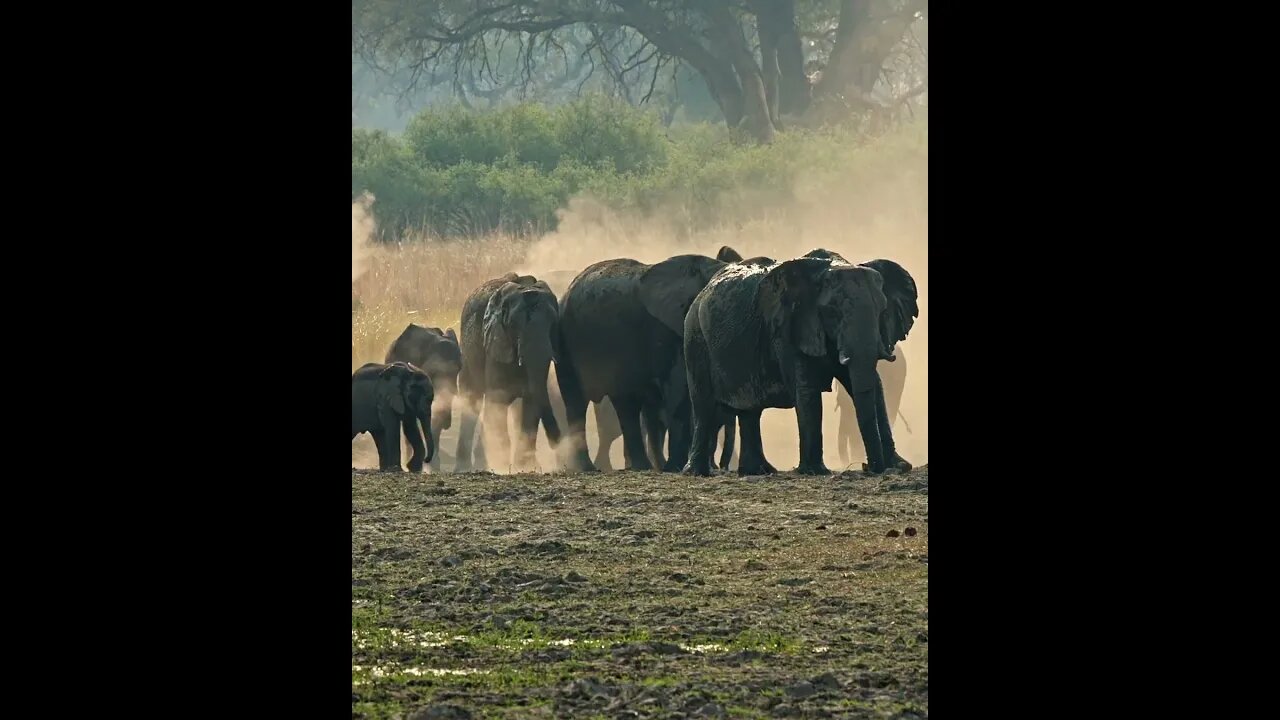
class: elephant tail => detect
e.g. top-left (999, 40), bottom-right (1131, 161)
top-left (899, 410), bottom-right (913, 433)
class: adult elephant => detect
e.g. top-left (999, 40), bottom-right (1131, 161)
top-left (385, 324), bottom-right (462, 471)
top-left (454, 273), bottom-right (562, 472)
top-left (834, 346), bottom-right (911, 468)
top-left (683, 249), bottom-right (919, 476)
top-left (556, 247), bottom-right (743, 472)
top-left (352, 362), bottom-right (435, 472)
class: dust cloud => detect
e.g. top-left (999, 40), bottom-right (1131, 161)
top-left (352, 192), bottom-right (376, 283)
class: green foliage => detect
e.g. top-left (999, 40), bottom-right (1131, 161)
top-left (352, 94), bottom-right (926, 240)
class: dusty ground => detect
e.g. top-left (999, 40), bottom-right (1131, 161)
top-left (352, 467), bottom-right (928, 719)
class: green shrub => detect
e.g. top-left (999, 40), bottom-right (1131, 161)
top-left (351, 95), bottom-right (926, 240)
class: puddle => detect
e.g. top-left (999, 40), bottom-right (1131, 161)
top-left (353, 630), bottom-right (786, 655)
top-left (352, 629), bottom-right (449, 649)
top-left (351, 665), bottom-right (490, 684)
top-left (681, 643), bottom-right (729, 653)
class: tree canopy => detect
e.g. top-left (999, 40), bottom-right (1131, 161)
top-left (352, 0), bottom-right (927, 142)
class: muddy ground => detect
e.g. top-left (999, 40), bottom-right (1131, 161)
top-left (352, 467), bottom-right (928, 719)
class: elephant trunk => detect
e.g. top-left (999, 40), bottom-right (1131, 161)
top-left (422, 414), bottom-right (435, 464)
top-left (848, 365), bottom-right (886, 472)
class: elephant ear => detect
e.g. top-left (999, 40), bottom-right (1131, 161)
top-left (483, 285), bottom-right (520, 364)
top-left (758, 258), bottom-right (831, 358)
top-left (716, 245), bottom-right (744, 263)
top-left (638, 255), bottom-right (726, 336)
top-left (858, 258), bottom-right (919, 345)
top-left (378, 363), bottom-right (409, 415)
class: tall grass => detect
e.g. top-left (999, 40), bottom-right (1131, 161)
top-left (352, 233), bottom-right (526, 370)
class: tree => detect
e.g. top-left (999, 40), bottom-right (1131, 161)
top-left (353, 0), bottom-right (927, 144)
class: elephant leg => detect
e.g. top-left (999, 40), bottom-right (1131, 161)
top-left (556, 362), bottom-right (596, 472)
top-left (591, 402), bottom-right (616, 471)
top-left (794, 375), bottom-right (829, 475)
top-left (612, 395), bottom-right (652, 471)
top-left (369, 431), bottom-right (385, 470)
top-left (873, 377), bottom-right (911, 471)
top-left (736, 410), bottom-right (776, 476)
top-left (380, 420), bottom-right (402, 472)
top-left (514, 397), bottom-right (541, 473)
top-left (641, 401), bottom-right (667, 470)
top-left (537, 404), bottom-right (562, 471)
top-left (684, 396), bottom-right (717, 478)
top-left (483, 394), bottom-right (512, 472)
top-left (717, 413), bottom-right (736, 471)
top-left (662, 403), bottom-right (693, 473)
top-left (402, 417), bottom-right (427, 472)
top-left (454, 392), bottom-right (482, 472)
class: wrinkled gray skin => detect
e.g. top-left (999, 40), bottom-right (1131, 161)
top-left (352, 362), bottom-right (435, 471)
top-left (384, 324), bottom-right (462, 471)
top-left (835, 347), bottom-right (911, 467)
top-left (683, 249), bottom-right (919, 476)
top-left (455, 274), bottom-right (563, 472)
top-left (543, 267), bottom-right (737, 471)
top-left (555, 249), bottom-right (741, 472)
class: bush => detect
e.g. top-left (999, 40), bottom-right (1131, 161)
top-left (352, 95), bottom-right (925, 240)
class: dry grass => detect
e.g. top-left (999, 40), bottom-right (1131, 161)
top-left (352, 234), bottom-right (527, 371)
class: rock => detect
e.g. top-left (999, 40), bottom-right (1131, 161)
top-left (812, 672), bottom-right (841, 689)
top-left (409, 705), bottom-right (472, 720)
top-left (787, 681), bottom-right (816, 699)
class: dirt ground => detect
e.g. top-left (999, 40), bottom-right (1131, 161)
top-left (352, 466), bottom-right (928, 719)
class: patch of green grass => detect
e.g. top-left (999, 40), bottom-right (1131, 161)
top-left (728, 629), bottom-right (804, 654)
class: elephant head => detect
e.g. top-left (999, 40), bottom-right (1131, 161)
top-left (378, 362), bottom-right (436, 465)
top-left (759, 249), bottom-right (918, 471)
top-left (386, 324), bottom-right (462, 432)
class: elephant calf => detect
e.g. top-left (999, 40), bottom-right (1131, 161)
top-left (385, 324), bottom-right (462, 471)
top-left (352, 362), bottom-right (436, 472)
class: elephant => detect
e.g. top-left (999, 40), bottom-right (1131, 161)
top-left (352, 361), bottom-right (435, 471)
top-left (834, 346), bottom-right (911, 468)
top-left (555, 247), bottom-right (743, 472)
top-left (454, 273), bottom-right (563, 472)
top-left (384, 324), bottom-right (462, 471)
top-left (683, 248), bottom-right (919, 476)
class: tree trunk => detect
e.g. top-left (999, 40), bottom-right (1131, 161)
top-left (704, 0), bottom-right (776, 143)
top-left (751, 0), bottom-right (809, 117)
top-left (815, 0), bottom-right (925, 101)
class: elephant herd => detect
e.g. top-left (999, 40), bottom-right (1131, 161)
top-left (352, 244), bottom-right (919, 476)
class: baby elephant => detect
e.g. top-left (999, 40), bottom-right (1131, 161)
top-left (352, 362), bottom-right (435, 471)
